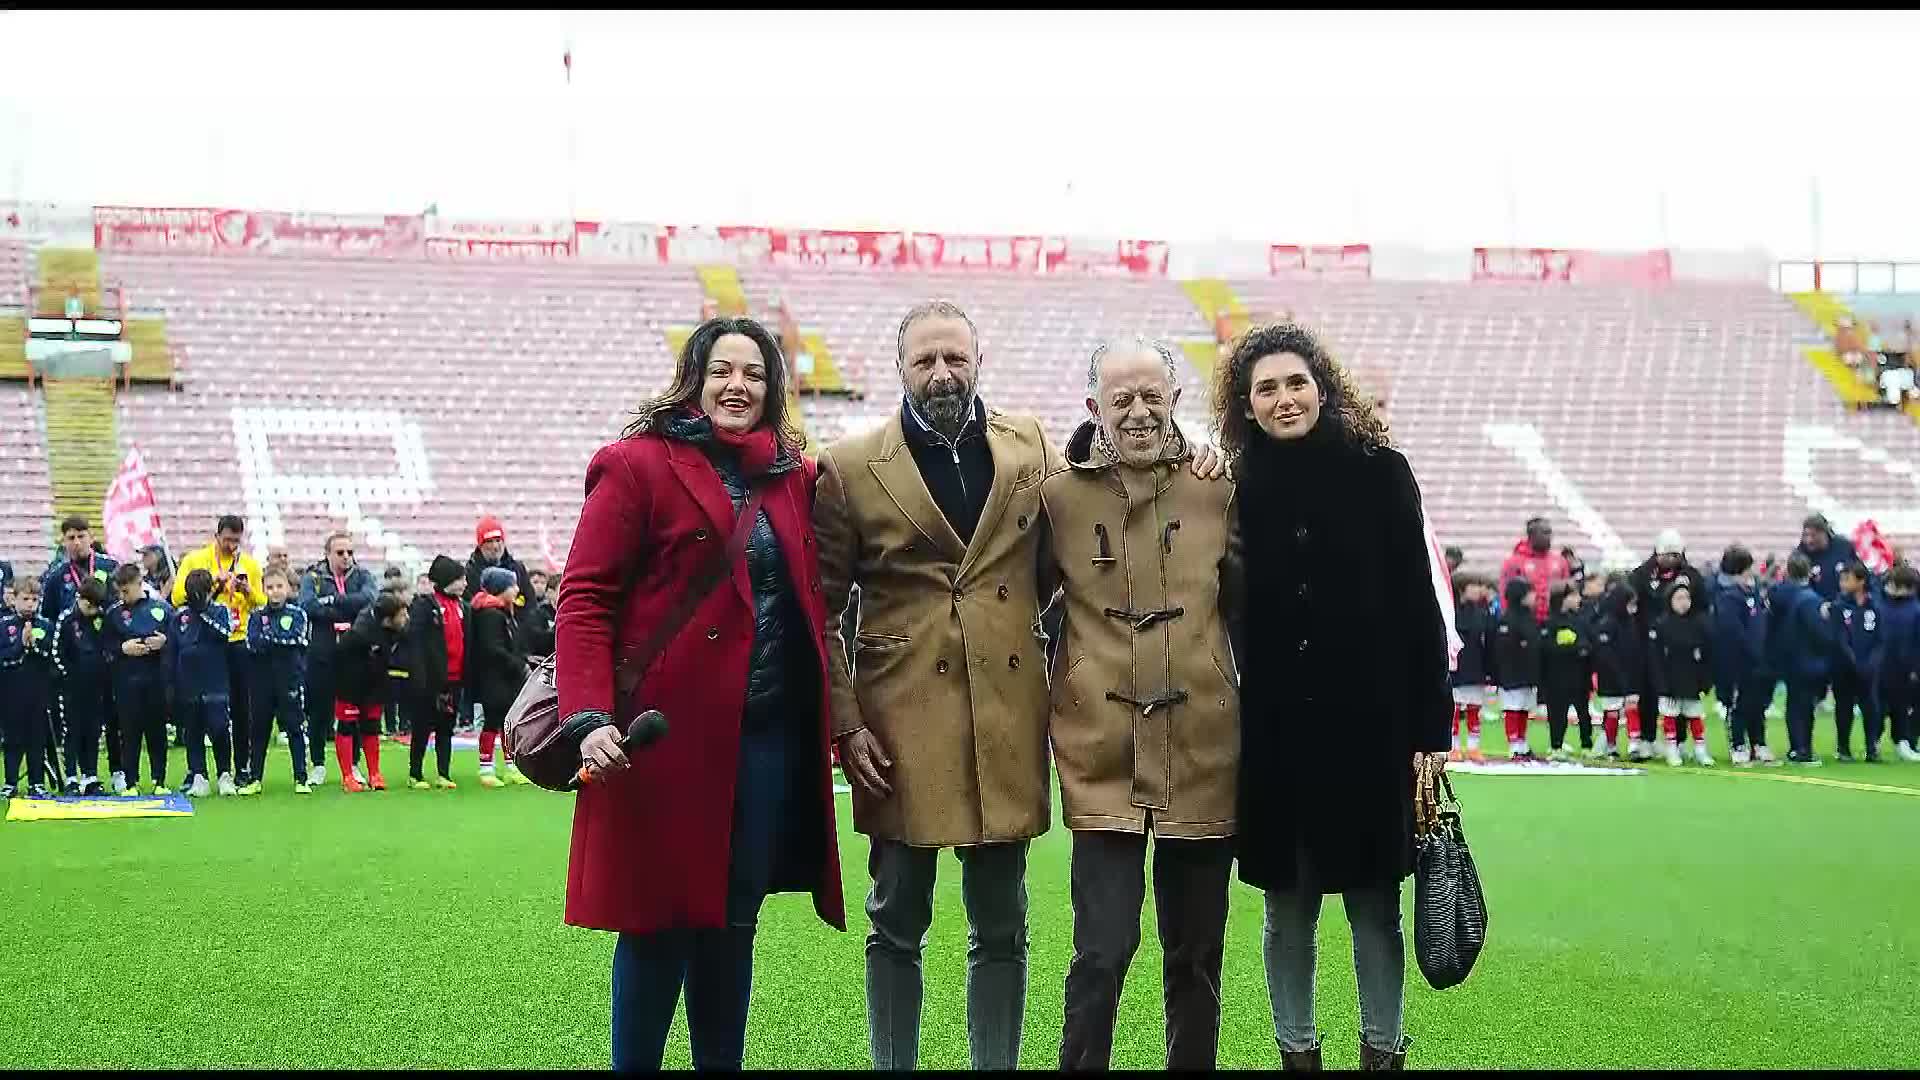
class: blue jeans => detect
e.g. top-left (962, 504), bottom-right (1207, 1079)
top-left (609, 724), bottom-right (799, 1071)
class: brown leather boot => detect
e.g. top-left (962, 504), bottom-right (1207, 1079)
top-left (1359, 1035), bottom-right (1409, 1071)
top-left (1279, 1041), bottom-right (1322, 1071)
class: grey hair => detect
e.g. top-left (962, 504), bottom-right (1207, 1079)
top-left (895, 300), bottom-right (980, 366)
top-left (1086, 334), bottom-right (1180, 394)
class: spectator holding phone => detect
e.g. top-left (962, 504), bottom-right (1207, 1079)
top-left (173, 515), bottom-right (269, 790)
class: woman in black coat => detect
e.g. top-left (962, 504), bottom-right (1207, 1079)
top-left (1213, 323), bottom-right (1453, 1071)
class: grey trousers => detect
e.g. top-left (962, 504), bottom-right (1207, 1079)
top-left (1260, 844), bottom-right (1406, 1054)
top-left (1058, 830), bottom-right (1233, 1071)
top-left (864, 837), bottom-right (1029, 1071)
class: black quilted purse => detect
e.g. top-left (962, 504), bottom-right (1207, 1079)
top-left (1413, 766), bottom-right (1487, 990)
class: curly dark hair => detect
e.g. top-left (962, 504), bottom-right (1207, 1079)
top-left (1209, 322), bottom-right (1389, 465)
top-left (622, 316), bottom-right (806, 454)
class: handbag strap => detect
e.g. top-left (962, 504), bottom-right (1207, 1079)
top-left (612, 486), bottom-right (769, 697)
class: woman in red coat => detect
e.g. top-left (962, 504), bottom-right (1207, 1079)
top-left (556, 316), bottom-right (845, 1071)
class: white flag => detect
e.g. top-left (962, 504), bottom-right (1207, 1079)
top-left (102, 444), bottom-right (167, 561)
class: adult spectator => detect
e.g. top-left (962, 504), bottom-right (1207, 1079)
top-left (1444, 546), bottom-right (1465, 578)
top-left (1211, 322), bottom-right (1450, 1071)
top-left (1040, 336), bottom-right (1240, 1071)
top-left (1626, 529), bottom-right (1708, 759)
top-left (139, 544), bottom-right (174, 599)
top-left (1498, 516), bottom-right (1571, 622)
top-left (173, 515), bottom-right (268, 790)
top-left (298, 532), bottom-right (378, 787)
top-left (465, 516), bottom-right (535, 617)
top-left (264, 545), bottom-right (292, 587)
top-left (1794, 513), bottom-right (1858, 601)
top-left (559, 316), bottom-right (843, 1071)
top-left (1834, 315), bottom-right (1868, 368)
top-left (39, 516), bottom-right (119, 622)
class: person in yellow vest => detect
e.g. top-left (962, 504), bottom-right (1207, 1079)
top-left (173, 515), bottom-right (269, 789)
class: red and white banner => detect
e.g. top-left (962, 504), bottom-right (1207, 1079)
top-left (1852, 518), bottom-right (1897, 574)
top-left (907, 232), bottom-right (1045, 273)
top-left (1472, 247), bottom-right (1672, 285)
top-left (1042, 237), bottom-right (1170, 277)
top-left (1269, 244), bottom-right (1372, 280)
top-left (1, 200), bottom-right (94, 246)
top-left (102, 445), bottom-right (167, 562)
top-left (574, 219), bottom-right (666, 263)
top-left (424, 216), bottom-right (575, 261)
top-left (93, 206), bottom-right (424, 258)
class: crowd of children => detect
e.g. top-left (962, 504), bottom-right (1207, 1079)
top-left (1448, 532), bottom-right (1920, 769)
top-left (0, 516), bottom-right (562, 801)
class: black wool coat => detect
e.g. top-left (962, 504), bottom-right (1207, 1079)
top-left (1232, 421), bottom-right (1453, 895)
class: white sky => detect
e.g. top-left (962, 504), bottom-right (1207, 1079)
top-left (5, 9), bottom-right (1920, 259)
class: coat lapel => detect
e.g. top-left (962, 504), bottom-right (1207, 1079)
top-left (663, 438), bottom-right (752, 607)
top-left (868, 416), bottom-right (967, 565)
top-left (959, 414), bottom-right (1022, 579)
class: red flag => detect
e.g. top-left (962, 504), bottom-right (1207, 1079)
top-left (102, 444), bottom-right (167, 561)
top-left (1852, 518), bottom-right (1897, 574)
top-left (562, 43), bottom-right (572, 84)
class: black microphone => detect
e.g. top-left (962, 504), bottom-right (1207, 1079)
top-left (570, 710), bottom-right (669, 790)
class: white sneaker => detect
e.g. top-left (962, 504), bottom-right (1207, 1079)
top-left (352, 767), bottom-right (367, 786)
top-left (1693, 743), bottom-right (1715, 767)
top-left (187, 775), bottom-right (211, 798)
top-left (307, 764), bottom-right (326, 787)
top-left (1897, 741), bottom-right (1920, 762)
top-left (277, 732), bottom-right (290, 746)
top-left (1755, 745), bottom-right (1779, 766)
top-left (1664, 740), bottom-right (1683, 767)
top-left (1731, 746), bottom-right (1752, 767)
top-left (110, 771), bottom-right (129, 795)
top-left (216, 773), bottom-right (237, 797)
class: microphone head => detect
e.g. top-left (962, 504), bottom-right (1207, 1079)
top-left (626, 710), bottom-right (669, 747)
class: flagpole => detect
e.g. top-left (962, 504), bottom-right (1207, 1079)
top-left (564, 33), bottom-right (578, 226)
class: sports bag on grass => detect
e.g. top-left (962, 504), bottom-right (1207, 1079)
top-left (503, 488), bottom-right (767, 791)
top-left (1412, 764), bottom-right (1488, 990)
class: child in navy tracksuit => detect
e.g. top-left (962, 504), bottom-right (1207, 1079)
top-left (170, 568), bottom-right (236, 797)
top-left (1, 577), bottom-right (58, 799)
top-left (1877, 563), bottom-right (1920, 761)
top-left (103, 564), bottom-right (173, 794)
top-left (1766, 555), bottom-right (1837, 765)
top-left (1450, 572), bottom-right (1496, 762)
top-left (54, 578), bottom-right (113, 794)
top-left (1832, 561), bottom-right (1885, 762)
top-left (1540, 582), bottom-right (1595, 759)
top-left (245, 566), bottom-right (312, 794)
top-left (1494, 577), bottom-right (1540, 760)
top-left (1592, 583), bottom-right (1643, 759)
top-left (1710, 546), bottom-right (1774, 765)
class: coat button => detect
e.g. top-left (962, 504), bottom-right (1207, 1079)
top-left (1017, 515), bottom-right (1028, 530)
top-left (1009, 654), bottom-right (1020, 670)
top-left (998, 584), bottom-right (1009, 600)
top-left (953, 589), bottom-right (964, 602)
top-left (1297, 639), bottom-right (1308, 652)
top-left (1294, 526), bottom-right (1308, 543)
top-left (694, 529), bottom-right (709, 541)
top-left (706, 626), bottom-right (720, 640)
top-left (936, 659), bottom-right (949, 674)
top-left (1298, 583), bottom-right (1309, 600)
top-left (904, 542), bottom-right (916, 553)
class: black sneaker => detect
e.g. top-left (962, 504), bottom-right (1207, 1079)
top-left (82, 779), bottom-right (105, 796)
top-left (0, 784), bottom-right (15, 800)
top-left (62, 779), bottom-right (82, 797)
top-left (26, 784), bottom-right (53, 800)
top-left (1865, 750), bottom-right (1883, 763)
top-left (1836, 750), bottom-right (1855, 763)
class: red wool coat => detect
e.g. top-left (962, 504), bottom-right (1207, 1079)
top-left (554, 432), bottom-right (845, 936)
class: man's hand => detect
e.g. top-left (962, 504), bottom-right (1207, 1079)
top-left (837, 728), bottom-right (894, 799)
top-left (579, 724), bottom-right (629, 778)
top-left (1189, 441), bottom-right (1228, 482)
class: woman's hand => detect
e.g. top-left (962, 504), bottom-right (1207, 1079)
top-left (580, 723), bottom-right (629, 778)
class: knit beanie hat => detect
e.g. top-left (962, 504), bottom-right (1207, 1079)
top-left (480, 566), bottom-right (516, 596)
top-left (429, 554), bottom-right (464, 591)
top-left (476, 516), bottom-right (506, 546)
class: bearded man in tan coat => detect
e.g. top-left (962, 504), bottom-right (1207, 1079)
top-left (1037, 336), bottom-right (1243, 1071)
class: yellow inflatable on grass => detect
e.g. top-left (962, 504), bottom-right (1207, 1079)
top-left (4, 794), bottom-right (194, 822)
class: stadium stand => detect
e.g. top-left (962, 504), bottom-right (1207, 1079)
top-left (6, 229), bottom-right (1920, 586)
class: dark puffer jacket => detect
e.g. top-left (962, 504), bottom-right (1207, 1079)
top-left (664, 414), bottom-right (809, 731)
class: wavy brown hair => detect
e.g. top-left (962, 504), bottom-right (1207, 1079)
top-left (1209, 321), bottom-right (1390, 466)
top-left (622, 316), bottom-right (806, 454)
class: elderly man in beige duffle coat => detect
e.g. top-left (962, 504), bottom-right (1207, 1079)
top-left (1037, 335), bottom-right (1243, 1072)
top-left (815, 304), bottom-right (1220, 1071)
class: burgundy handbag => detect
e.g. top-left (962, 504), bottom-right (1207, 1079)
top-left (504, 488), bottom-right (767, 791)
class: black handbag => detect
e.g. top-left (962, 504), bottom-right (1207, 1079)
top-left (1413, 767), bottom-right (1487, 990)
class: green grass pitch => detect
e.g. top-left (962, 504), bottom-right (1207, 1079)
top-left (3, 697), bottom-right (1917, 1069)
